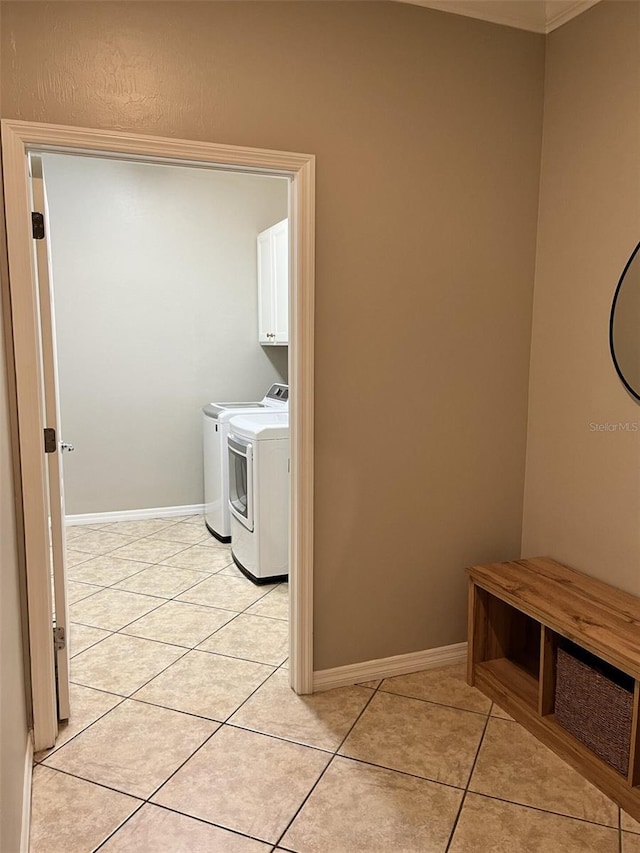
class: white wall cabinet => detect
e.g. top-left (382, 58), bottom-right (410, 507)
top-left (257, 218), bottom-right (288, 346)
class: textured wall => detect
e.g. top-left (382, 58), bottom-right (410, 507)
top-left (1, 1), bottom-right (545, 669)
top-left (522, 0), bottom-right (640, 592)
top-left (42, 154), bottom-right (288, 515)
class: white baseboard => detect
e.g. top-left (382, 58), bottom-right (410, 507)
top-left (21, 733), bottom-right (33, 853)
top-left (313, 641), bottom-right (468, 692)
top-left (66, 504), bottom-right (205, 526)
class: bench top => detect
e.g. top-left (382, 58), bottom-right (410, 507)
top-left (467, 557), bottom-right (640, 680)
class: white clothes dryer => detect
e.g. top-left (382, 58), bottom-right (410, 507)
top-left (227, 411), bottom-right (289, 584)
top-left (202, 384), bottom-right (288, 541)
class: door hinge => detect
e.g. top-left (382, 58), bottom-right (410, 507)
top-left (53, 626), bottom-right (66, 651)
top-left (44, 427), bottom-right (57, 453)
top-left (32, 211), bottom-right (45, 240)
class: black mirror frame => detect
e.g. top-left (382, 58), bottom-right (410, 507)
top-left (609, 240), bottom-right (640, 402)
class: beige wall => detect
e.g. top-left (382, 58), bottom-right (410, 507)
top-left (522, 0), bottom-right (640, 593)
top-left (1, 2), bottom-right (545, 669)
top-left (0, 185), bottom-right (30, 853)
top-left (42, 154), bottom-right (288, 515)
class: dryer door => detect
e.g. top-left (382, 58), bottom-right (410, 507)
top-left (228, 434), bottom-right (254, 532)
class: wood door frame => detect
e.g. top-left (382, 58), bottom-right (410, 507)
top-left (1, 119), bottom-right (315, 751)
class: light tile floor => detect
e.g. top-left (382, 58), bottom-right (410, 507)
top-left (30, 514), bottom-right (638, 851)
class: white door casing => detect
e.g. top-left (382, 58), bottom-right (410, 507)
top-left (30, 155), bottom-right (71, 722)
top-left (1, 120), bottom-right (316, 752)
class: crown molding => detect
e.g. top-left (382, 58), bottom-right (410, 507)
top-left (398, 0), bottom-right (602, 34)
top-left (545, 0), bottom-right (601, 32)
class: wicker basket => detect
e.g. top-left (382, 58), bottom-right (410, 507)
top-left (554, 644), bottom-right (634, 776)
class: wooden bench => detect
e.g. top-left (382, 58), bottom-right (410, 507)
top-left (467, 556), bottom-right (640, 820)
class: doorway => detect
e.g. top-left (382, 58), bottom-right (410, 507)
top-left (1, 120), bottom-right (315, 752)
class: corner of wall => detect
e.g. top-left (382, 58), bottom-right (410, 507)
top-left (520, 27), bottom-right (549, 559)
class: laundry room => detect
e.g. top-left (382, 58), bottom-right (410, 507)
top-left (39, 153), bottom-right (292, 714)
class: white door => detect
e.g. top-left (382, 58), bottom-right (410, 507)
top-left (30, 155), bottom-right (71, 722)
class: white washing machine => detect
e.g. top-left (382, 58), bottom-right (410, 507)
top-left (227, 411), bottom-right (289, 584)
top-left (202, 384), bottom-right (288, 542)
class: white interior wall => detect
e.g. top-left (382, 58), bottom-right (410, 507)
top-left (42, 155), bottom-right (288, 515)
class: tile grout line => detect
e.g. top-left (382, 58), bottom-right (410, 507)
top-left (436, 704), bottom-right (624, 847)
top-left (99, 799), bottom-right (280, 853)
top-left (72, 594), bottom-right (169, 629)
top-left (147, 664), bottom-right (283, 797)
top-left (103, 666), bottom-right (294, 848)
top-left (71, 525), bottom-right (220, 576)
top-left (52, 551), bottom-right (624, 853)
top-left (88, 726), bottom-right (227, 853)
top-left (45, 681), bottom-right (499, 795)
top-left (54, 532), bottom-right (234, 756)
top-left (33, 692), bottom-right (129, 764)
top-left (69, 515), bottom-right (183, 535)
top-left (52, 519), bottom-right (292, 846)
top-left (42, 640), bottom-right (194, 762)
top-left (70, 515), bottom-right (203, 545)
top-left (68, 569), bottom-right (233, 637)
top-left (67, 516), bottom-right (217, 582)
top-left (155, 665), bottom-right (282, 782)
top-left (120, 624), bottom-right (283, 720)
top-left (42, 712), bottom-right (622, 853)
top-left (44, 761), bottom-right (268, 853)
top-left (68, 628), bottom-right (116, 660)
top-left (376, 686), bottom-right (493, 717)
top-left (67, 578), bottom-right (286, 714)
top-left (176, 576), bottom-right (284, 617)
top-left (66, 585), bottom-right (111, 606)
top-left (47, 687), bottom-right (485, 791)
top-left (110, 569), bottom-right (283, 645)
top-left (69, 525), bottom-right (192, 558)
top-left (92, 668), bottom-right (295, 851)
top-left (74, 568), bottom-right (287, 624)
top-left (220, 721), bottom-right (335, 757)
top-left (308, 753), bottom-right (468, 794)
top-left (43, 685), bottom-right (270, 850)
top-left (63, 592), bottom-right (622, 849)
top-left (69, 546), bottom-right (225, 586)
top-left (66, 538), bottom-right (223, 618)
top-left (455, 788), bottom-right (624, 832)
top-left (65, 641), bottom-right (565, 846)
top-left (191, 644), bottom-right (288, 667)
top-left (443, 700), bottom-right (493, 853)
top-left (46, 530), bottom-right (218, 762)
top-left (35, 763), bottom-right (147, 804)
top-left (271, 680), bottom-right (383, 850)
top-left (90, 800), bottom-right (147, 853)
top-left (68, 532), bottom-right (283, 658)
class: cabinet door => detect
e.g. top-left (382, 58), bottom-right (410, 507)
top-left (257, 228), bottom-right (275, 344)
top-left (272, 219), bottom-right (289, 345)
